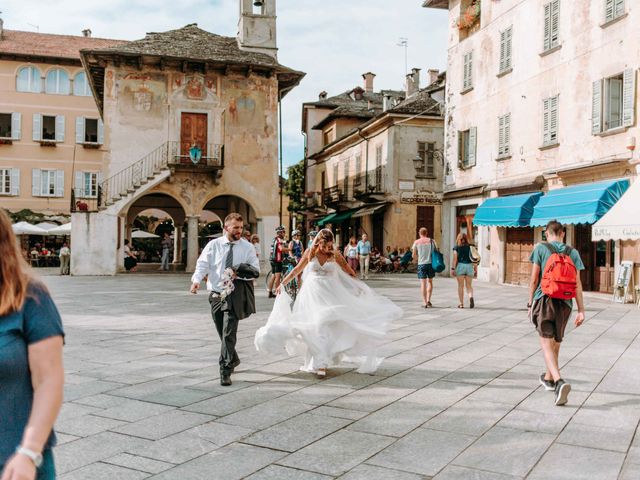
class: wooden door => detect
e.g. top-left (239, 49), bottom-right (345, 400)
top-left (180, 113), bottom-right (208, 164)
top-left (574, 224), bottom-right (593, 291)
top-left (593, 240), bottom-right (615, 293)
top-left (505, 227), bottom-right (534, 285)
top-left (417, 206), bottom-right (435, 239)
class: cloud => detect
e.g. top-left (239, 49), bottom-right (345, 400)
top-left (2, 0), bottom-right (447, 170)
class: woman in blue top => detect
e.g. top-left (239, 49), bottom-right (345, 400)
top-left (0, 210), bottom-right (64, 480)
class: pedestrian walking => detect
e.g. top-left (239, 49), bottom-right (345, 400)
top-left (412, 227), bottom-right (436, 308)
top-left (250, 234), bottom-right (261, 259)
top-left (0, 209), bottom-right (65, 480)
top-left (307, 231), bottom-right (317, 249)
top-left (451, 233), bottom-right (475, 308)
top-left (266, 226), bottom-right (289, 298)
top-left (528, 220), bottom-right (585, 406)
top-left (288, 230), bottom-right (304, 263)
top-left (190, 213), bottom-right (260, 386)
top-left (160, 232), bottom-right (172, 271)
top-left (256, 229), bottom-right (402, 377)
top-left (356, 233), bottom-right (371, 280)
top-left (58, 242), bottom-right (70, 275)
top-left (344, 236), bottom-right (359, 273)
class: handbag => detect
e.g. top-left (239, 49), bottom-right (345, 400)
top-left (431, 241), bottom-right (445, 273)
top-left (469, 244), bottom-right (481, 264)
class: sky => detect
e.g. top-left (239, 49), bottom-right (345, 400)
top-left (2, 0), bottom-right (448, 172)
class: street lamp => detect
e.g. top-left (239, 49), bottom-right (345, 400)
top-left (253, 0), bottom-right (264, 6)
top-left (412, 155), bottom-right (425, 172)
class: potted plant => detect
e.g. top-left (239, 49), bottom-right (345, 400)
top-left (457, 1), bottom-right (481, 31)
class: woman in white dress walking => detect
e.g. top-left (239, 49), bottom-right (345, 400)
top-left (255, 229), bottom-right (402, 377)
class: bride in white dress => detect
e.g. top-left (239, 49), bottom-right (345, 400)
top-left (255, 229), bottom-right (402, 377)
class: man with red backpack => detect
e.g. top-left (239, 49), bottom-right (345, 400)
top-left (528, 220), bottom-right (585, 406)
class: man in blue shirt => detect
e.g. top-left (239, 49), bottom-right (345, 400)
top-left (356, 233), bottom-right (372, 280)
top-left (528, 220), bottom-right (585, 406)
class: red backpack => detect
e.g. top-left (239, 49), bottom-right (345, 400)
top-left (540, 243), bottom-right (578, 300)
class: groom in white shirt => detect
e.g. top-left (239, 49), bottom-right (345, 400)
top-left (190, 213), bottom-right (260, 386)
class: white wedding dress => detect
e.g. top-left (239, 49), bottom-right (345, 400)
top-left (255, 257), bottom-right (403, 374)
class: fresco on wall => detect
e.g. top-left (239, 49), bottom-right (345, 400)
top-left (118, 72), bottom-right (167, 125)
top-left (105, 70), bottom-right (114, 99)
top-left (226, 90), bottom-right (265, 131)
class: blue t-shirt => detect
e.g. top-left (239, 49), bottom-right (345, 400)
top-left (0, 283), bottom-right (64, 465)
top-left (357, 241), bottom-right (371, 255)
top-left (529, 241), bottom-right (585, 308)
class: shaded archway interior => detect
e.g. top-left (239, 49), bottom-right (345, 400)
top-left (202, 195), bottom-right (258, 233)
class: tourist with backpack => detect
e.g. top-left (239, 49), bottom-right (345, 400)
top-left (412, 227), bottom-right (437, 308)
top-left (528, 220), bottom-right (585, 406)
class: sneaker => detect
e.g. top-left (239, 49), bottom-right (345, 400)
top-left (539, 374), bottom-right (555, 391)
top-left (554, 379), bottom-right (571, 406)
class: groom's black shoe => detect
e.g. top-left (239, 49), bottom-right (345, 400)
top-left (229, 359), bottom-right (241, 373)
top-left (220, 373), bottom-right (232, 386)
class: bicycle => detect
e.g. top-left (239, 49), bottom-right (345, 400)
top-left (265, 256), bottom-right (299, 301)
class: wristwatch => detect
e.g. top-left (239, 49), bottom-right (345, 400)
top-left (16, 446), bottom-right (42, 467)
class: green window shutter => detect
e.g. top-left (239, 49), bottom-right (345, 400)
top-left (622, 68), bottom-right (636, 128)
top-left (592, 79), bottom-right (603, 134)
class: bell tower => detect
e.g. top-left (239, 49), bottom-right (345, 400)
top-left (237, 0), bottom-right (278, 59)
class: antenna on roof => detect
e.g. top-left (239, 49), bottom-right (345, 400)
top-left (27, 23), bottom-right (40, 33)
top-left (397, 37), bottom-right (408, 78)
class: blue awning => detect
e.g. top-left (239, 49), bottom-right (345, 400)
top-left (473, 192), bottom-right (542, 227)
top-left (529, 179), bottom-right (630, 227)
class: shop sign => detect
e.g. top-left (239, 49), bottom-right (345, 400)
top-left (400, 192), bottom-right (442, 204)
top-left (398, 180), bottom-right (415, 191)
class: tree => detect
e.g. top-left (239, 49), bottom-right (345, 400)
top-left (284, 160), bottom-right (305, 227)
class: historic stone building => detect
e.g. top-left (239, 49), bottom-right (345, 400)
top-left (423, 0), bottom-right (640, 293)
top-left (72, 0), bottom-right (304, 274)
top-left (303, 69), bottom-right (445, 250)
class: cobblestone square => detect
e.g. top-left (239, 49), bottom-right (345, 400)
top-left (45, 273), bottom-right (640, 479)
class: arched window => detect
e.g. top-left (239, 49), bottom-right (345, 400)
top-left (45, 69), bottom-right (70, 95)
top-left (73, 71), bottom-right (91, 96)
top-left (16, 66), bottom-right (41, 93)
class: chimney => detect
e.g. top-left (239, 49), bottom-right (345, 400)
top-left (427, 68), bottom-right (440, 85)
top-left (82, 28), bottom-right (92, 38)
top-left (362, 72), bottom-right (376, 93)
top-left (318, 91), bottom-right (328, 100)
top-left (383, 94), bottom-right (393, 112)
top-left (405, 67), bottom-right (421, 97)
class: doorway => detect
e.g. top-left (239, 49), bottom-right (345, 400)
top-left (574, 224), bottom-right (593, 291)
top-left (180, 112), bottom-right (208, 163)
top-left (417, 206), bottom-right (435, 239)
top-left (594, 239), bottom-right (615, 293)
top-left (505, 227), bottom-right (534, 286)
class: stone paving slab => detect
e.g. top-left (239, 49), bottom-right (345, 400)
top-left (42, 273), bottom-right (640, 479)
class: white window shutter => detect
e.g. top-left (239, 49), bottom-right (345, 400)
top-left (76, 117), bottom-right (85, 144)
top-left (55, 170), bottom-right (64, 197)
top-left (75, 171), bottom-right (84, 197)
top-left (11, 113), bottom-right (21, 140)
top-left (11, 168), bottom-right (20, 196)
top-left (542, 98), bottom-right (551, 145)
top-left (505, 28), bottom-right (512, 69)
top-left (32, 169), bottom-right (41, 196)
top-left (32, 114), bottom-right (42, 141)
top-left (498, 116), bottom-right (505, 154)
top-left (97, 119), bottom-right (104, 144)
top-left (543, 2), bottom-right (552, 51)
top-left (592, 79), bottom-right (603, 134)
top-left (615, 0), bottom-right (625, 17)
top-left (605, 0), bottom-right (615, 21)
top-left (504, 114), bottom-right (510, 154)
top-left (468, 51), bottom-right (473, 87)
top-left (499, 31), bottom-right (506, 72)
top-left (550, 0), bottom-right (560, 48)
top-left (622, 68), bottom-right (636, 128)
top-left (550, 95), bottom-right (559, 142)
top-left (468, 127), bottom-right (477, 167)
top-left (55, 115), bottom-right (65, 142)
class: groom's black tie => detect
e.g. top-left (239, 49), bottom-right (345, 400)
top-left (225, 242), bottom-right (234, 270)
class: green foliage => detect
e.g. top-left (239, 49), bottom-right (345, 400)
top-left (284, 161), bottom-right (305, 218)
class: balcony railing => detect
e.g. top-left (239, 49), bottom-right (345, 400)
top-left (167, 141), bottom-right (224, 170)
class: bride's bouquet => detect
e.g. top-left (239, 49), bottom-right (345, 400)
top-left (211, 267), bottom-right (235, 314)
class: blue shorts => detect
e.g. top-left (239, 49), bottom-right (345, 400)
top-left (417, 263), bottom-right (435, 279)
top-left (455, 263), bottom-right (475, 277)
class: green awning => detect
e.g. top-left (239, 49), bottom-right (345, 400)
top-left (331, 210), bottom-right (356, 223)
top-left (316, 213), bottom-right (337, 226)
